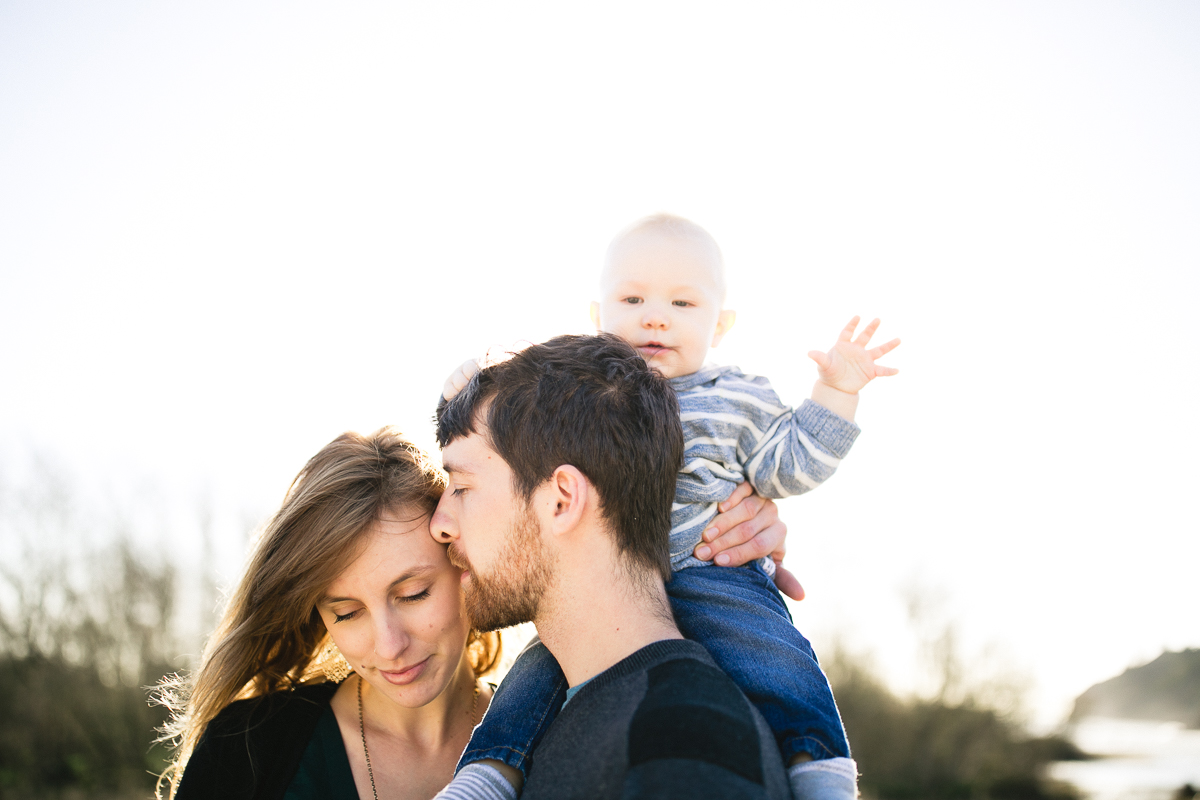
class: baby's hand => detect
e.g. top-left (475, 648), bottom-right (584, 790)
top-left (809, 316), bottom-right (900, 395)
top-left (442, 358), bottom-right (482, 402)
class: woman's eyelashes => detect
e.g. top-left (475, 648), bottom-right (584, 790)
top-left (329, 587), bottom-right (432, 622)
top-left (399, 589), bottom-right (431, 604)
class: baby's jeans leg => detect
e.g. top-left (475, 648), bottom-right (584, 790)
top-left (667, 562), bottom-right (851, 763)
top-left (456, 636), bottom-right (568, 779)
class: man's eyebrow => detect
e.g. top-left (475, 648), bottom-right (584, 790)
top-left (319, 564), bottom-right (438, 605)
top-left (441, 459), bottom-right (472, 475)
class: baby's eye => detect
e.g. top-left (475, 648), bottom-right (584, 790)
top-left (621, 297), bottom-right (642, 305)
top-left (672, 300), bottom-right (693, 307)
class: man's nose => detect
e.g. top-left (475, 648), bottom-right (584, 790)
top-left (430, 501), bottom-right (456, 544)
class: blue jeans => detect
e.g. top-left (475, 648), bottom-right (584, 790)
top-left (457, 561), bottom-right (851, 776)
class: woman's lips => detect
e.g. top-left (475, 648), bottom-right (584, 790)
top-left (379, 657), bottom-right (429, 685)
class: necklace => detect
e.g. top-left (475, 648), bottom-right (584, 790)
top-left (357, 673), bottom-right (480, 800)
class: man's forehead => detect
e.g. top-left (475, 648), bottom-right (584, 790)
top-left (441, 430), bottom-right (500, 475)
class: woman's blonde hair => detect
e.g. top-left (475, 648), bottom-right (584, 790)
top-left (157, 427), bottom-right (500, 797)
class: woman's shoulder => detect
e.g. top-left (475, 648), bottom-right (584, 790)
top-left (177, 681), bottom-right (341, 800)
top-left (204, 681), bottom-right (339, 737)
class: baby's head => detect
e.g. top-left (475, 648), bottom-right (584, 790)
top-left (590, 214), bottom-right (735, 379)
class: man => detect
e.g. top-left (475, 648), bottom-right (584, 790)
top-left (431, 333), bottom-right (791, 800)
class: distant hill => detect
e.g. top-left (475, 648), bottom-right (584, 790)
top-left (1070, 648), bottom-right (1200, 727)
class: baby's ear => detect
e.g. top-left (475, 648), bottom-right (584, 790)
top-left (712, 309), bottom-right (736, 346)
top-left (589, 301), bottom-right (602, 331)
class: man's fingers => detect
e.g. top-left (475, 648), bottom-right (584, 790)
top-left (773, 565), bottom-right (806, 601)
top-left (710, 518), bottom-right (785, 567)
top-left (716, 481), bottom-right (755, 516)
top-left (704, 488), bottom-right (760, 543)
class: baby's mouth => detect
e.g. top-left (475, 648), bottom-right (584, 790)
top-left (638, 342), bottom-right (671, 357)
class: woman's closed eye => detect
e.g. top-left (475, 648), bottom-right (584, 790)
top-left (333, 608), bottom-right (360, 623)
top-left (399, 589), bottom-right (431, 604)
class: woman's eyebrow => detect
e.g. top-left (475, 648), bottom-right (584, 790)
top-left (320, 565), bottom-right (437, 605)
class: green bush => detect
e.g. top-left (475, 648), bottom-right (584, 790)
top-left (826, 648), bottom-right (1081, 800)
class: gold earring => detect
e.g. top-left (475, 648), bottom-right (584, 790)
top-left (317, 638), bottom-right (353, 683)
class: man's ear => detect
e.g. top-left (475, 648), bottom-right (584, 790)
top-left (547, 465), bottom-right (590, 536)
top-left (712, 309), bottom-right (736, 347)
top-left (589, 301), bottom-right (602, 331)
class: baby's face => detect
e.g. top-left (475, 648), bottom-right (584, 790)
top-left (592, 232), bottom-right (732, 379)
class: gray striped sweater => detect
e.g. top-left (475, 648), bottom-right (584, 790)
top-left (668, 365), bottom-right (861, 571)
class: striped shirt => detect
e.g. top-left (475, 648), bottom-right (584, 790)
top-left (668, 365), bottom-right (861, 571)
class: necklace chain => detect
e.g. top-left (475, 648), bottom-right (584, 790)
top-left (357, 673), bottom-right (480, 800)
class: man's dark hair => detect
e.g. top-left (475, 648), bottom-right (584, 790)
top-left (437, 334), bottom-right (683, 582)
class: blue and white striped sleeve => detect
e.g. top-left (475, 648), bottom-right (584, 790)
top-left (719, 374), bottom-right (861, 500)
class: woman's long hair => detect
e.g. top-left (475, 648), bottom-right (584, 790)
top-left (156, 427), bottom-right (501, 797)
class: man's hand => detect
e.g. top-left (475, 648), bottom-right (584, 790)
top-left (442, 358), bottom-right (482, 402)
top-left (808, 316), bottom-right (900, 422)
top-left (692, 482), bottom-right (805, 601)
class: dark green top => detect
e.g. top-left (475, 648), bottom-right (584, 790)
top-left (283, 705), bottom-right (359, 800)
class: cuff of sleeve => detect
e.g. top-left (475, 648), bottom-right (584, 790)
top-left (796, 399), bottom-right (861, 457)
top-left (436, 763), bottom-right (519, 800)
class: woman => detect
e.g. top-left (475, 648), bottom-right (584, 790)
top-left (159, 426), bottom-right (786, 800)
top-left (161, 428), bottom-right (497, 800)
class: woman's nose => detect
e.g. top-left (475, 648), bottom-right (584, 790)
top-left (373, 617), bottom-right (411, 662)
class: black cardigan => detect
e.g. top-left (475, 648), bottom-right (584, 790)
top-left (176, 682), bottom-right (340, 800)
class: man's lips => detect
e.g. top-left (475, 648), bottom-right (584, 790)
top-left (378, 656), bottom-right (429, 685)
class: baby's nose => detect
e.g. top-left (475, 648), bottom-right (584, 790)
top-left (642, 308), bottom-right (669, 328)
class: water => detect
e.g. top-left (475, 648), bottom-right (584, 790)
top-left (1050, 717), bottom-right (1200, 799)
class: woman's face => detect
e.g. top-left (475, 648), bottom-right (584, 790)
top-left (316, 506), bottom-right (471, 708)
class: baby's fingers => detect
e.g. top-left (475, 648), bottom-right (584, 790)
top-left (837, 316), bottom-right (862, 342)
top-left (869, 337), bottom-right (901, 360)
top-left (853, 317), bottom-right (881, 347)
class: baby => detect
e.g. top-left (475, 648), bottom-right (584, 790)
top-left (442, 214), bottom-right (898, 800)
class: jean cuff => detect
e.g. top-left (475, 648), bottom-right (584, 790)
top-left (456, 745), bottom-right (533, 779)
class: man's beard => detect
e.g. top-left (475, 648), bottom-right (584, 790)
top-left (449, 502), bottom-right (554, 633)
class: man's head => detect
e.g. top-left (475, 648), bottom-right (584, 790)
top-left (591, 214), bottom-right (736, 379)
top-left (431, 334), bottom-right (683, 631)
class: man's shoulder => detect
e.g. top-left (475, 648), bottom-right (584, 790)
top-left (626, 655), bottom-right (778, 794)
top-left (524, 641), bottom-right (789, 800)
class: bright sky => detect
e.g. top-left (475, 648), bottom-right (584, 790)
top-left (2, 1), bottom-right (1197, 729)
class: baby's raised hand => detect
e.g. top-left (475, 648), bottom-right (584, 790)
top-left (808, 316), bottom-right (900, 395)
top-left (442, 358), bottom-right (482, 401)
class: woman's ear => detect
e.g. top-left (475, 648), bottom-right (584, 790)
top-left (712, 309), bottom-right (736, 346)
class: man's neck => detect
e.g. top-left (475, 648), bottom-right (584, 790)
top-left (534, 551), bottom-right (682, 687)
